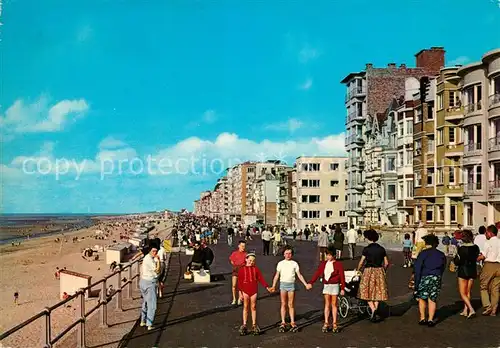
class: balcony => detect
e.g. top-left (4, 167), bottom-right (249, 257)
top-left (444, 143), bottom-right (463, 157)
top-left (464, 102), bottom-right (483, 116)
top-left (464, 142), bottom-right (482, 157)
top-left (345, 87), bottom-right (366, 102)
top-left (489, 93), bottom-right (500, 109)
top-left (463, 182), bottom-right (482, 197)
top-left (488, 136), bottom-right (500, 161)
top-left (444, 106), bottom-right (463, 121)
top-left (346, 111), bottom-right (365, 124)
top-left (397, 199), bottom-right (415, 209)
top-left (488, 180), bottom-right (500, 197)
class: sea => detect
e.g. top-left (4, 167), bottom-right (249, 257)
top-left (0, 214), bottom-right (118, 244)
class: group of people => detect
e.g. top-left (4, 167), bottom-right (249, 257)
top-left (228, 227), bottom-right (390, 336)
top-left (410, 223), bottom-right (500, 326)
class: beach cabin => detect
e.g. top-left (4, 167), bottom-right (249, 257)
top-left (106, 242), bottom-right (132, 265)
top-left (59, 269), bottom-right (92, 299)
top-left (129, 235), bottom-right (147, 248)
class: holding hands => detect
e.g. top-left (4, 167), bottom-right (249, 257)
top-left (266, 287), bottom-right (275, 293)
top-left (305, 283), bottom-right (313, 290)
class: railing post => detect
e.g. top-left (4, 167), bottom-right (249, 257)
top-left (43, 307), bottom-right (51, 348)
top-left (136, 261), bottom-right (141, 290)
top-left (100, 278), bottom-right (108, 327)
top-left (128, 264), bottom-right (133, 298)
top-left (78, 290), bottom-right (86, 348)
top-left (116, 269), bottom-right (122, 311)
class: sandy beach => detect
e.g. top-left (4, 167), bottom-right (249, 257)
top-left (0, 215), bottom-right (171, 348)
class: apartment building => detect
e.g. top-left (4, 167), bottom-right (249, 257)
top-left (342, 47), bottom-right (445, 227)
top-left (394, 81), bottom-right (419, 225)
top-left (413, 66), bottom-right (465, 227)
top-left (459, 48), bottom-right (500, 227)
top-left (293, 156), bottom-right (347, 230)
top-left (277, 167), bottom-right (293, 227)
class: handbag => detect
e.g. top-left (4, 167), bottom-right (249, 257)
top-left (449, 254), bottom-right (459, 273)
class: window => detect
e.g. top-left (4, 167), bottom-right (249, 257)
top-left (437, 168), bottom-right (443, 185)
top-left (330, 195), bottom-right (339, 202)
top-left (330, 180), bottom-right (339, 187)
top-left (427, 168), bottom-right (434, 185)
top-left (437, 92), bottom-right (444, 110)
top-left (449, 127), bottom-right (456, 143)
top-left (406, 180), bottom-right (414, 198)
top-left (437, 205), bottom-right (444, 222)
top-left (377, 159), bottom-right (382, 169)
top-left (449, 167), bottom-right (455, 184)
top-left (302, 163), bottom-right (320, 171)
top-left (301, 179), bottom-right (320, 187)
top-left (398, 152), bottom-right (404, 167)
top-left (399, 124), bottom-right (404, 137)
top-left (247, 167), bottom-right (255, 173)
top-left (330, 163), bottom-right (339, 171)
top-left (387, 184), bottom-right (396, 200)
top-left (387, 157), bottom-right (396, 171)
top-left (437, 129), bottom-right (444, 145)
top-left (415, 171), bottom-right (422, 187)
top-left (399, 182), bottom-right (404, 198)
top-left (428, 104), bottom-right (434, 120)
top-left (415, 139), bottom-right (422, 154)
top-left (450, 205), bottom-right (457, 222)
top-left (477, 166), bottom-right (482, 190)
top-left (309, 195), bottom-right (320, 203)
top-left (326, 210), bottom-right (333, 218)
top-left (301, 195), bottom-right (308, 203)
top-left (426, 206), bottom-right (434, 222)
top-left (339, 211), bottom-right (346, 217)
top-left (406, 150), bottom-right (413, 165)
top-left (406, 120), bottom-right (413, 135)
top-left (448, 91), bottom-right (459, 108)
top-left (427, 136), bottom-right (435, 153)
top-left (301, 210), bottom-right (320, 219)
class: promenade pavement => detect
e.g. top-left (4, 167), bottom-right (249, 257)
top-left (118, 234), bottom-right (499, 348)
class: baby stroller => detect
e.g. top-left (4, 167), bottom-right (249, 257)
top-left (338, 270), bottom-right (371, 318)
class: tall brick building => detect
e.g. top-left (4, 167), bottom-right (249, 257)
top-left (342, 47), bottom-right (445, 227)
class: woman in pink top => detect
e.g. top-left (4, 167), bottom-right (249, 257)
top-left (229, 240), bottom-right (247, 305)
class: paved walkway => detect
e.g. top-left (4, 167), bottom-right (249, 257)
top-left (118, 235), bottom-right (499, 348)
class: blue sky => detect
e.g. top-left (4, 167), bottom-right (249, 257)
top-left (1, 0), bottom-right (500, 213)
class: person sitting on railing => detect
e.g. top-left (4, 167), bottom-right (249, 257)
top-left (187, 241), bottom-right (210, 271)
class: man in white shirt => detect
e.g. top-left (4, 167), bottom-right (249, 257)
top-left (346, 224), bottom-right (358, 260)
top-left (272, 228), bottom-right (282, 256)
top-left (478, 225), bottom-right (500, 316)
top-left (474, 226), bottom-right (487, 255)
top-left (140, 246), bottom-right (161, 330)
top-left (261, 227), bottom-right (273, 256)
top-left (157, 241), bottom-right (168, 298)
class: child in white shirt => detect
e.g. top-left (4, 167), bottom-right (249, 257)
top-left (271, 246), bottom-right (310, 332)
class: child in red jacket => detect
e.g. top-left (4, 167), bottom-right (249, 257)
top-left (308, 245), bottom-right (345, 333)
top-left (237, 253), bottom-right (273, 335)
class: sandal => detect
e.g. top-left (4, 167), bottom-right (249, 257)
top-left (252, 324), bottom-right (261, 335)
top-left (278, 322), bottom-right (287, 333)
top-left (239, 325), bottom-right (248, 336)
top-left (289, 323), bottom-right (299, 332)
top-left (332, 324), bottom-right (340, 333)
top-left (321, 323), bottom-right (329, 333)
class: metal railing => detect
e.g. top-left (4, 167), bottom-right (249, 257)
top-left (0, 256), bottom-right (143, 348)
top-left (489, 180), bottom-right (500, 192)
top-left (489, 93), bottom-right (500, 108)
top-left (464, 142), bottom-right (482, 153)
top-left (488, 136), bottom-right (500, 152)
top-left (345, 87), bottom-right (366, 101)
top-left (464, 101), bottom-right (482, 115)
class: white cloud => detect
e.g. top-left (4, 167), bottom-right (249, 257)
top-left (299, 78), bottom-right (313, 90)
top-left (99, 136), bottom-right (128, 149)
top-left (299, 46), bottom-right (320, 63)
top-left (448, 56), bottom-right (470, 66)
top-left (264, 118), bottom-right (306, 133)
top-left (0, 96), bottom-right (89, 135)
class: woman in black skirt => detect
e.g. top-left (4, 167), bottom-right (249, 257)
top-left (453, 229), bottom-right (480, 318)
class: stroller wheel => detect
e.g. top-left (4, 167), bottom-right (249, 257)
top-left (338, 296), bottom-right (350, 318)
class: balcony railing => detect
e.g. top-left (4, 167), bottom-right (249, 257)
top-left (490, 93), bottom-right (500, 108)
top-left (488, 136), bottom-right (500, 152)
top-left (464, 182), bottom-right (482, 196)
top-left (464, 101), bottom-right (482, 115)
top-left (345, 87), bottom-right (366, 101)
top-left (346, 111), bottom-right (364, 123)
top-left (345, 134), bottom-right (364, 145)
top-left (489, 180), bottom-right (500, 193)
top-left (464, 142), bottom-right (482, 153)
